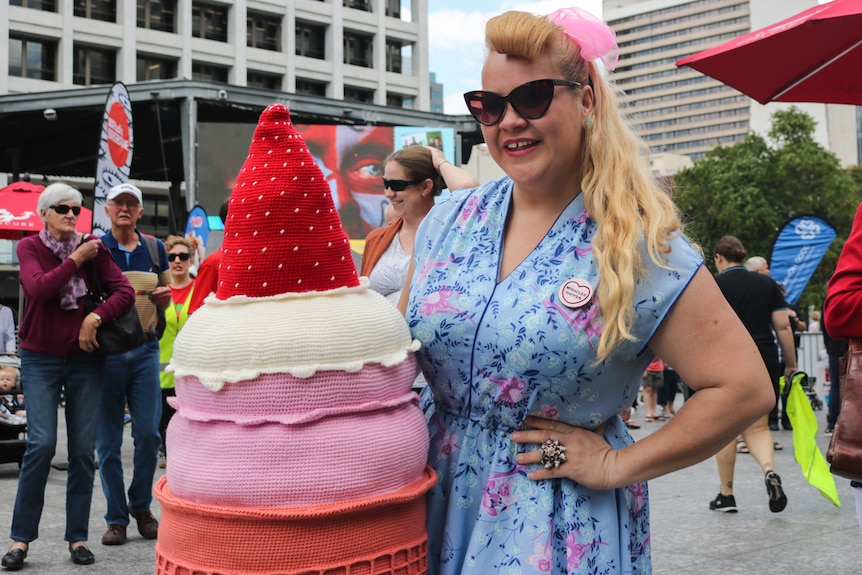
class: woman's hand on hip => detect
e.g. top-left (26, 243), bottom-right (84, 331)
top-left (511, 415), bottom-right (617, 490)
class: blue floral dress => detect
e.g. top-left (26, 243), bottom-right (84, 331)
top-left (406, 178), bottom-right (703, 575)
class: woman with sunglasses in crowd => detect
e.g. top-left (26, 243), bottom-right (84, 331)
top-left (3, 183), bottom-right (135, 570)
top-left (361, 146), bottom-right (477, 391)
top-left (361, 145), bottom-right (477, 306)
top-left (157, 236), bottom-right (195, 469)
top-left (398, 8), bottom-right (774, 574)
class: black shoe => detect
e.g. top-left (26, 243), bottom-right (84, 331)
top-left (1, 547), bottom-right (27, 571)
top-left (69, 545), bottom-right (94, 565)
top-left (708, 492), bottom-right (738, 512)
top-left (765, 471), bottom-right (787, 512)
top-left (768, 422), bottom-right (779, 431)
top-left (825, 426), bottom-right (834, 436)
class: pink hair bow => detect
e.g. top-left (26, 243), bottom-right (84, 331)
top-left (548, 7), bottom-right (619, 71)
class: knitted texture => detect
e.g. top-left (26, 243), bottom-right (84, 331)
top-left (169, 280), bottom-right (420, 390)
top-left (160, 103), bottom-right (434, 575)
top-left (216, 103), bottom-right (358, 299)
top-left (172, 359), bottom-right (419, 424)
top-left (154, 470), bottom-right (435, 575)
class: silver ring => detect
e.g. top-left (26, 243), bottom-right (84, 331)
top-left (540, 439), bottom-right (567, 469)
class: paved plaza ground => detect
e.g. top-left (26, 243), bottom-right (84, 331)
top-left (0, 399), bottom-right (859, 574)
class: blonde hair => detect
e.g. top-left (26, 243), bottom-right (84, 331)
top-left (164, 235), bottom-right (192, 252)
top-left (486, 12), bottom-right (683, 360)
top-left (0, 365), bottom-right (20, 383)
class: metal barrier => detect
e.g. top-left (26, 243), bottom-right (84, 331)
top-left (797, 331), bottom-right (829, 399)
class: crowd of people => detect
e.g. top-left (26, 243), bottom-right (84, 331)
top-left (1, 5), bottom-right (859, 574)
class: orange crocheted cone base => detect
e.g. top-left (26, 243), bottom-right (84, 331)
top-left (154, 467), bottom-right (436, 575)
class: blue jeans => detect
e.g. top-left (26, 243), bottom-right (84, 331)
top-left (11, 349), bottom-right (104, 544)
top-left (96, 339), bottom-right (162, 525)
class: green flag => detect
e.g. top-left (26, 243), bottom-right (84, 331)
top-left (781, 373), bottom-right (841, 507)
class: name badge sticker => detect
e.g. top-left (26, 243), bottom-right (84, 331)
top-left (558, 278), bottom-right (593, 309)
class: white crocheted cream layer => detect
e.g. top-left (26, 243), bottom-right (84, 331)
top-left (170, 280), bottom-right (420, 391)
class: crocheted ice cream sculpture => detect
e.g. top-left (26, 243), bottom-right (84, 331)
top-left (154, 103), bottom-right (435, 575)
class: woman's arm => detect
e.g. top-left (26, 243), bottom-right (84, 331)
top-left (825, 202), bottom-right (862, 338)
top-left (16, 238), bottom-right (83, 302)
top-left (771, 309), bottom-right (798, 381)
top-left (513, 267), bottom-right (774, 489)
top-left (424, 146), bottom-right (479, 191)
top-left (90, 244), bottom-right (136, 323)
top-left (396, 258), bottom-right (415, 316)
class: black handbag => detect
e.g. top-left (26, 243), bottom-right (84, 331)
top-left (85, 260), bottom-right (147, 355)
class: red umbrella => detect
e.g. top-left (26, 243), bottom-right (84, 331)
top-left (676, 0), bottom-right (862, 105)
top-left (0, 181), bottom-right (93, 240)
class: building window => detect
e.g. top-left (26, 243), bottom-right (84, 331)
top-left (9, 35), bottom-right (57, 81)
top-left (384, 0), bottom-right (400, 18)
top-left (344, 86), bottom-right (373, 103)
top-left (296, 21), bottom-right (326, 59)
top-left (386, 93), bottom-right (403, 108)
top-left (247, 11), bottom-right (281, 51)
top-left (247, 70), bottom-right (282, 90)
top-left (74, 0), bottom-right (115, 22)
top-left (385, 39), bottom-right (412, 73)
top-left (192, 2), bottom-right (228, 42)
top-left (192, 62), bottom-right (229, 83)
top-left (344, 31), bottom-right (373, 68)
top-left (343, 0), bottom-right (371, 12)
top-left (296, 78), bottom-right (327, 96)
top-left (10, 0), bottom-right (56, 10)
top-left (137, 54), bottom-right (177, 81)
top-left (73, 45), bottom-right (116, 86)
top-left (138, 0), bottom-right (176, 33)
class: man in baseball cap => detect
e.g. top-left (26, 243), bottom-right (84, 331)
top-left (97, 183), bottom-right (170, 545)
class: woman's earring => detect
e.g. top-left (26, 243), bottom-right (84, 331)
top-left (584, 116), bottom-right (594, 129)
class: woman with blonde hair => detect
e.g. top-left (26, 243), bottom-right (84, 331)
top-left (157, 235), bottom-right (195, 469)
top-left (399, 8), bottom-right (774, 574)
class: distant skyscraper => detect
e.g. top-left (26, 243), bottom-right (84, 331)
top-left (605, 0), bottom-right (859, 166)
top-left (430, 72), bottom-right (444, 113)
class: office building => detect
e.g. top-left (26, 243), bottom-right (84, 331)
top-left (4, 0), bottom-right (430, 110)
top-left (605, 0), bottom-right (859, 166)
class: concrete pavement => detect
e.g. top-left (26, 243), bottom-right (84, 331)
top-left (0, 400), bottom-right (859, 574)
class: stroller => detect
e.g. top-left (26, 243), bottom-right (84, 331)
top-left (0, 354), bottom-right (26, 468)
top-left (784, 370), bottom-right (824, 411)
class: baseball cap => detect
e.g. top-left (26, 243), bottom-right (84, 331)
top-left (107, 183), bottom-right (143, 204)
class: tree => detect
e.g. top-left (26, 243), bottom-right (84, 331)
top-left (673, 106), bottom-right (861, 312)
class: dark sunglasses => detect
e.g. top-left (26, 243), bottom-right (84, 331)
top-left (168, 253), bottom-right (191, 262)
top-left (382, 178), bottom-right (423, 192)
top-left (463, 78), bottom-right (583, 126)
top-left (50, 205), bottom-right (82, 216)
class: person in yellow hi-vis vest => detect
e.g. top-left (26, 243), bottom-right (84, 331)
top-left (158, 236), bottom-right (195, 470)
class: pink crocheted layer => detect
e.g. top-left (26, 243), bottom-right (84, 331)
top-left (155, 468), bottom-right (435, 575)
top-left (166, 399), bottom-right (429, 507)
top-left (171, 358), bottom-right (419, 425)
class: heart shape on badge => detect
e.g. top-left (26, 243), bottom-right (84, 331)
top-left (558, 278), bottom-right (593, 309)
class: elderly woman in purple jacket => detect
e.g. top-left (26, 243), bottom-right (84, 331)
top-left (2, 183), bottom-right (135, 571)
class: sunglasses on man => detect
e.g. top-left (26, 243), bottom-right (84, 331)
top-left (50, 205), bottom-right (82, 216)
top-left (463, 78), bottom-right (582, 126)
top-left (382, 178), bottom-right (423, 192)
top-left (168, 253), bottom-right (191, 262)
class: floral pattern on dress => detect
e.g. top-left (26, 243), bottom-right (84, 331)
top-left (409, 177), bottom-right (703, 575)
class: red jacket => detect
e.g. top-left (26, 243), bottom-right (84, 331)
top-left (825, 202), bottom-right (862, 339)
